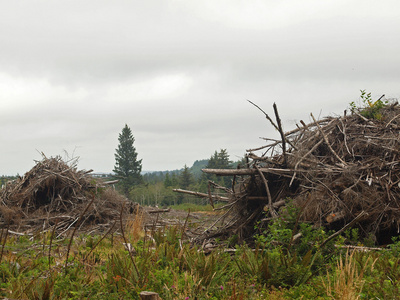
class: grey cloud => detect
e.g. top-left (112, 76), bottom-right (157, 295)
top-left (1, 0), bottom-right (400, 175)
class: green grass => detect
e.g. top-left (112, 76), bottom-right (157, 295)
top-left (1, 215), bottom-right (399, 299)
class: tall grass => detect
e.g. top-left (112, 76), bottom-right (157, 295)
top-left (1, 219), bottom-right (399, 299)
top-left (323, 251), bottom-right (377, 300)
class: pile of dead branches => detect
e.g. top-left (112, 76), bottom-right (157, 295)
top-left (0, 156), bottom-right (136, 235)
top-left (178, 99), bottom-right (400, 245)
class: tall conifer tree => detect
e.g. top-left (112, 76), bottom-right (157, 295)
top-left (179, 164), bottom-right (193, 189)
top-left (113, 124), bottom-right (142, 197)
top-left (205, 149), bottom-right (232, 187)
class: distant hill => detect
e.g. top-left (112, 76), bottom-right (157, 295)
top-left (189, 159), bottom-right (208, 179)
top-left (141, 159), bottom-right (209, 183)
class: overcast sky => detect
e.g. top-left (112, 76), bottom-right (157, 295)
top-left (1, 0), bottom-right (400, 175)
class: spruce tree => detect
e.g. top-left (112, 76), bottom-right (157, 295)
top-left (179, 164), bottom-right (193, 190)
top-left (217, 149), bottom-right (232, 168)
top-left (164, 172), bottom-right (172, 188)
top-left (113, 124), bottom-right (142, 197)
top-left (206, 149), bottom-right (232, 169)
top-left (205, 149), bottom-right (233, 187)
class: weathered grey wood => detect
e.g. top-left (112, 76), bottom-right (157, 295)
top-left (139, 291), bottom-right (161, 300)
top-left (173, 189), bottom-right (230, 202)
top-left (202, 168), bottom-right (256, 175)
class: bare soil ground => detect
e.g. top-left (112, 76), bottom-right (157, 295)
top-left (142, 207), bottom-right (222, 236)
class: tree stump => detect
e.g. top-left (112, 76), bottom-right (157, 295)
top-left (139, 291), bottom-right (161, 300)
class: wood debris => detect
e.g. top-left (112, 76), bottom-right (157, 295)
top-left (177, 100), bottom-right (400, 245)
top-left (0, 155), bottom-right (136, 235)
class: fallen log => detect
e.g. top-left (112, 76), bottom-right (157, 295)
top-left (173, 189), bottom-right (230, 202)
top-left (202, 167), bottom-right (339, 176)
top-left (202, 168), bottom-right (256, 176)
top-left (139, 291), bottom-right (161, 300)
top-left (148, 208), bottom-right (171, 214)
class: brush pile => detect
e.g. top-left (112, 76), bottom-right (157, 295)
top-left (0, 156), bottom-right (135, 235)
top-left (184, 99), bottom-right (400, 244)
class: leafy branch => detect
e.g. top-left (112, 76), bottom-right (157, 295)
top-left (349, 90), bottom-right (387, 120)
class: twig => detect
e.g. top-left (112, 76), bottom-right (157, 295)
top-left (207, 181), bottom-right (215, 208)
top-left (284, 118), bottom-right (332, 137)
top-left (377, 94), bottom-right (385, 102)
top-left (247, 100), bottom-right (279, 131)
top-left (385, 113), bottom-right (400, 128)
top-left (334, 244), bottom-right (383, 252)
top-left (354, 111), bottom-right (369, 122)
top-left (213, 198), bottom-right (241, 211)
top-left (320, 211), bottom-right (368, 248)
top-left (289, 139), bottom-right (323, 187)
top-left (273, 103), bottom-right (287, 167)
top-left (255, 165), bottom-right (277, 217)
top-left (311, 113), bottom-right (347, 166)
top-left (338, 118), bottom-right (352, 156)
top-left (247, 100), bottom-right (296, 150)
top-left (208, 180), bottom-right (232, 193)
top-left (57, 217), bottom-right (80, 238)
top-left (181, 209), bottom-right (191, 239)
top-left (7, 230), bottom-right (33, 236)
top-left (246, 143), bottom-right (273, 152)
top-left (202, 205), bottom-right (235, 234)
top-left (0, 224), bottom-right (10, 264)
top-left (83, 221), bottom-right (116, 262)
top-left (119, 204), bottom-right (141, 281)
top-left (48, 219), bottom-right (58, 269)
top-left (64, 195), bottom-right (95, 274)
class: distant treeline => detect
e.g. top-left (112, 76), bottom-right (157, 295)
top-left (130, 149), bottom-right (247, 207)
top-left (0, 175), bottom-right (17, 187)
top-left (142, 158), bottom-right (208, 184)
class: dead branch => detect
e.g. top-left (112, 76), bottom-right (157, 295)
top-left (148, 208), bottom-right (171, 214)
top-left (173, 189), bottom-right (230, 202)
top-left (255, 165), bottom-right (277, 217)
top-left (273, 103), bottom-right (287, 167)
top-left (320, 211), bottom-right (368, 248)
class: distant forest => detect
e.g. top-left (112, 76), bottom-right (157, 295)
top-left (132, 149), bottom-right (246, 207)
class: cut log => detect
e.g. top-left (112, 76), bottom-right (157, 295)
top-left (202, 168), bottom-right (257, 176)
top-left (173, 189), bottom-right (230, 202)
top-left (139, 291), bottom-right (161, 300)
top-left (102, 180), bottom-right (119, 185)
top-left (148, 208), bottom-right (171, 214)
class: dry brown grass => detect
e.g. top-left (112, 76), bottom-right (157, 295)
top-left (323, 251), bottom-right (376, 300)
top-left (0, 205), bottom-right (22, 225)
top-left (124, 209), bottom-right (145, 243)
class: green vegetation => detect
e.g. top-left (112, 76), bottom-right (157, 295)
top-left (4, 94), bottom-right (397, 298)
top-left (203, 149), bottom-right (234, 188)
top-left (130, 149), bottom-right (243, 207)
top-left (349, 89), bottom-right (388, 120)
top-left (0, 176), bottom-right (16, 187)
top-left (0, 206), bottom-right (399, 299)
